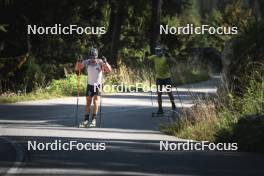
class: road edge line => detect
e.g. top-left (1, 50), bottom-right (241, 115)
top-left (0, 137), bottom-right (25, 175)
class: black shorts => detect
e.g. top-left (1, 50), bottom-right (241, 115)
top-left (86, 84), bottom-right (101, 97)
top-left (156, 78), bottom-right (172, 92)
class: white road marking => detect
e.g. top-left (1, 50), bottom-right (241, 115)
top-left (0, 137), bottom-right (25, 175)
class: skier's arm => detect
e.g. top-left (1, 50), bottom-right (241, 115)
top-left (102, 56), bottom-right (112, 73)
top-left (144, 51), bottom-right (155, 61)
top-left (165, 52), bottom-right (176, 65)
top-left (144, 51), bottom-right (150, 60)
top-left (75, 60), bottom-right (84, 72)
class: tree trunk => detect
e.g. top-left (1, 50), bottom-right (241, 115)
top-left (257, 0), bottom-right (264, 17)
top-left (150, 0), bottom-right (162, 54)
top-left (103, 0), bottom-right (126, 66)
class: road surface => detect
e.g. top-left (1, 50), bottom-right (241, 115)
top-left (0, 76), bottom-right (264, 176)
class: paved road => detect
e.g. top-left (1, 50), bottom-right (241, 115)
top-left (0, 76), bottom-right (264, 176)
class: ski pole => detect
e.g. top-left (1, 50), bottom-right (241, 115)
top-left (175, 86), bottom-right (183, 109)
top-left (147, 57), bottom-right (154, 108)
top-left (150, 73), bottom-right (154, 108)
top-left (99, 84), bottom-right (103, 128)
top-left (145, 52), bottom-right (154, 115)
top-left (99, 57), bottom-right (106, 128)
top-left (75, 59), bottom-right (81, 128)
top-left (166, 52), bottom-right (184, 109)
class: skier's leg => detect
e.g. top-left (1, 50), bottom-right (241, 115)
top-left (93, 95), bottom-right (100, 116)
top-left (157, 82), bottom-right (163, 114)
top-left (166, 78), bottom-right (176, 110)
top-left (90, 95), bottom-right (100, 127)
top-left (167, 91), bottom-right (176, 110)
top-left (80, 84), bottom-right (93, 127)
top-left (85, 96), bottom-right (92, 119)
top-left (157, 92), bottom-right (162, 110)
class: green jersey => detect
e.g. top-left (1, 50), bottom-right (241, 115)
top-left (148, 55), bottom-right (171, 79)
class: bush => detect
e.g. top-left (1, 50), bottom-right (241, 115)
top-left (161, 76), bottom-right (264, 152)
top-left (168, 60), bottom-right (211, 86)
top-left (48, 74), bottom-right (87, 96)
top-left (0, 57), bottom-right (212, 103)
top-left (227, 20), bottom-right (264, 95)
top-left (230, 115), bottom-right (264, 153)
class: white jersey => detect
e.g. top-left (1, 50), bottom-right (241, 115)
top-left (82, 58), bottom-right (104, 85)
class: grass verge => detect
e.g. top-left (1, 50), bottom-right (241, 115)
top-left (1, 61), bottom-right (212, 103)
top-left (0, 89), bottom-right (64, 103)
top-left (161, 75), bottom-right (264, 153)
top-left (171, 62), bottom-right (211, 85)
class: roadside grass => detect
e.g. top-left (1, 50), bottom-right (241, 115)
top-left (0, 74), bottom-right (85, 104)
top-left (1, 61), bottom-right (212, 104)
top-left (161, 74), bottom-right (264, 152)
top-left (0, 89), bottom-right (64, 103)
top-left (180, 68), bottom-right (210, 85)
top-left (171, 62), bottom-right (211, 86)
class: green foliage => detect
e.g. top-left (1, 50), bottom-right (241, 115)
top-left (227, 115), bottom-right (264, 153)
top-left (1, 0), bottom-right (109, 93)
top-left (119, 1), bottom-right (150, 61)
top-left (161, 2), bottom-right (201, 55)
top-left (48, 74), bottom-right (87, 96)
top-left (161, 76), bottom-right (264, 152)
top-left (23, 56), bottom-right (45, 92)
top-left (240, 77), bottom-right (264, 116)
top-left (170, 61), bottom-right (211, 85)
top-left (0, 24), bottom-right (8, 32)
top-left (195, 9), bottom-right (225, 50)
top-left (227, 20), bottom-right (264, 95)
top-left (1, 0), bottom-right (232, 94)
top-left (0, 88), bottom-right (63, 103)
top-left (0, 59), bottom-right (212, 103)
top-left (223, 0), bottom-right (252, 32)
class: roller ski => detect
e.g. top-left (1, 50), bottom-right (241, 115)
top-left (79, 117), bottom-right (97, 128)
top-left (89, 118), bottom-right (96, 128)
top-left (152, 107), bottom-right (180, 118)
top-left (152, 108), bottom-right (164, 117)
top-left (79, 120), bottom-right (89, 128)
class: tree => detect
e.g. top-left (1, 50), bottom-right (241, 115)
top-left (150, 0), bottom-right (162, 54)
top-left (104, 0), bottom-right (127, 66)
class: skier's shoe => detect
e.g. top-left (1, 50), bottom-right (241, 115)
top-left (172, 103), bottom-right (176, 110)
top-left (79, 120), bottom-right (89, 128)
top-left (157, 108), bottom-right (164, 115)
top-left (89, 118), bottom-right (96, 127)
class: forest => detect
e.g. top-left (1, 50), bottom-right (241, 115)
top-left (0, 0), bottom-right (263, 152)
top-left (0, 0), bottom-right (262, 92)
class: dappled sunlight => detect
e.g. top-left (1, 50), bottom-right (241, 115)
top-left (1, 127), bottom-right (180, 141)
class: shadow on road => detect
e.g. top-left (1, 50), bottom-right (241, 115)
top-left (2, 135), bottom-right (263, 176)
top-left (0, 88), bottom-right (215, 129)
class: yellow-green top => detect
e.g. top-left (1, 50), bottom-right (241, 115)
top-left (148, 55), bottom-right (171, 79)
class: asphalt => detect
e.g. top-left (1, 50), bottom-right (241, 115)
top-left (0, 75), bottom-right (264, 176)
top-left (0, 137), bottom-right (17, 175)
